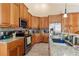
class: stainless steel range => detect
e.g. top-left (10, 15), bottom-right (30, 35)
top-left (24, 34), bottom-right (32, 54)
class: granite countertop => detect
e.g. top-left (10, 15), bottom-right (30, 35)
top-left (0, 37), bottom-right (24, 44)
top-left (49, 38), bottom-right (79, 56)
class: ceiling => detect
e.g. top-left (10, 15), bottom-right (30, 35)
top-left (25, 3), bottom-right (79, 17)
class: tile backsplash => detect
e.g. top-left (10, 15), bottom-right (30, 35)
top-left (0, 28), bottom-right (26, 32)
top-left (29, 28), bottom-right (49, 34)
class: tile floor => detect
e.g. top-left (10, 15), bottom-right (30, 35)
top-left (26, 43), bottom-right (49, 56)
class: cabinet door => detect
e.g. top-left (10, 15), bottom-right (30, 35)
top-left (39, 18), bottom-right (44, 29)
top-left (24, 5), bottom-right (29, 20)
top-left (0, 43), bottom-right (7, 56)
top-left (62, 13), bottom-right (79, 33)
top-left (28, 13), bottom-right (32, 28)
top-left (32, 35), bottom-right (35, 45)
top-left (72, 14), bottom-right (78, 33)
top-left (18, 45), bottom-right (24, 56)
top-left (10, 4), bottom-right (19, 28)
top-left (17, 39), bottom-right (24, 56)
top-left (0, 4), bottom-right (10, 27)
top-left (20, 4), bottom-right (24, 19)
top-left (43, 34), bottom-right (49, 43)
top-left (32, 16), bottom-right (39, 29)
top-left (44, 17), bottom-right (49, 28)
top-left (40, 17), bottom-right (49, 29)
top-left (9, 46), bottom-right (18, 56)
top-left (35, 34), bottom-right (42, 43)
top-left (32, 34), bottom-right (42, 45)
top-left (61, 14), bottom-right (72, 32)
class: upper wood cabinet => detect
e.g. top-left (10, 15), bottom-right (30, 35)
top-left (0, 3), bottom-right (10, 27)
top-left (28, 13), bottom-right (32, 28)
top-left (61, 13), bottom-right (79, 33)
top-left (40, 17), bottom-right (49, 29)
top-left (61, 14), bottom-right (72, 32)
top-left (10, 4), bottom-right (20, 28)
top-left (32, 16), bottom-right (40, 29)
top-left (69, 13), bottom-right (79, 33)
top-left (23, 5), bottom-right (29, 21)
top-left (49, 15), bottom-right (62, 24)
top-left (19, 4), bottom-right (24, 19)
top-left (31, 16), bottom-right (49, 29)
top-left (71, 13), bottom-right (79, 33)
top-left (45, 17), bottom-right (49, 29)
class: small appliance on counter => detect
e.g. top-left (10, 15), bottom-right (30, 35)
top-left (16, 30), bottom-right (25, 37)
top-left (0, 32), bottom-right (4, 40)
top-left (19, 18), bottom-right (27, 28)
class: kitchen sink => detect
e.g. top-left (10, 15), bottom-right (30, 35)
top-left (52, 39), bottom-right (65, 43)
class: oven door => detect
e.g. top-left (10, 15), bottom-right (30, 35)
top-left (27, 36), bottom-right (31, 45)
top-left (24, 36), bottom-right (32, 47)
top-left (24, 35), bottom-right (32, 54)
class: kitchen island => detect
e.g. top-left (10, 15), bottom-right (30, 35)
top-left (49, 38), bottom-right (79, 56)
top-left (0, 37), bottom-right (24, 56)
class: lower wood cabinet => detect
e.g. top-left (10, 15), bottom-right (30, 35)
top-left (8, 46), bottom-right (18, 56)
top-left (32, 33), bottom-right (42, 45)
top-left (43, 34), bottom-right (49, 43)
top-left (0, 38), bottom-right (24, 56)
top-left (32, 33), bottom-right (49, 45)
top-left (8, 39), bottom-right (24, 56)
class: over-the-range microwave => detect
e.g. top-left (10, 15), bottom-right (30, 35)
top-left (19, 18), bottom-right (27, 28)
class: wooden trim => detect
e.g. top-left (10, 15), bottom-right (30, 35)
top-left (23, 4), bottom-right (28, 10)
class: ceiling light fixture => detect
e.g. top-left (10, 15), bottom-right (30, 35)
top-left (63, 3), bottom-right (68, 18)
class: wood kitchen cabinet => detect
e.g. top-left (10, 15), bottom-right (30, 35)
top-left (40, 17), bottom-right (49, 29)
top-left (8, 46), bottom-right (18, 56)
top-left (71, 13), bottom-right (79, 33)
top-left (61, 14), bottom-right (70, 32)
top-left (0, 3), bottom-right (10, 27)
top-left (32, 33), bottom-right (42, 45)
top-left (39, 33), bottom-right (49, 43)
top-left (0, 3), bottom-right (20, 28)
top-left (0, 38), bottom-right (24, 56)
top-left (43, 34), bottom-right (49, 43)
top-left (28, 13), bottom-right (32, 28)
top-left (44, 17), bottom-right (49, 29)
top-left (61, 13), bottom-right (79, 33)
top-left (30, 16), bottom-right (49, 29)
top-left (19, 4), bottom-right (24, 19)
top-left (32, 16), bottom-right (40, 29)
top-left (32, 33), bottom-right (49, 45)
top-left (8, 39), bottom-right (24, 56)
top-left (40, 17), bottom-right (44, 29)
top-left (23, 5), bottom-right (29, 21)
top-left (10, 4), bottom-right (20, 28)
top-left (49, 14), bottom-right (61, 24)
